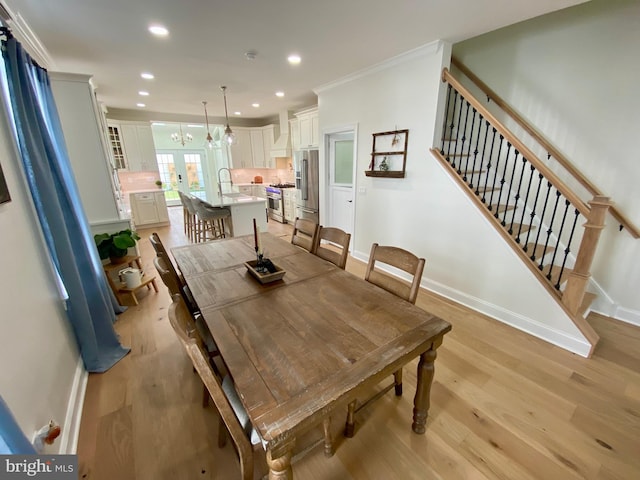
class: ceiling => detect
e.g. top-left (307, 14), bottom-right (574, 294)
top-left (2, 0), bottom-right (587, 124)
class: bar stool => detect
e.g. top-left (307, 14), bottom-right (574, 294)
top-left (192, 198), bottom-right (232, 242)
top-left (178, 191), bottom-right (193, 240)
top-left (182, 194), bottom-right (200, 242)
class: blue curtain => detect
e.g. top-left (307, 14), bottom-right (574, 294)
top-left (0, 396), bottom-right (36, 454)
top-left (2, 33), bottom-right (129, 372)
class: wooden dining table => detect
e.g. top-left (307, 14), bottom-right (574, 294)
top-left (172, 233), bottom-right (451, 479)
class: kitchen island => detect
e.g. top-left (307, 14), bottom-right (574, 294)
top-left (217, 194), bottom-right (267, 237)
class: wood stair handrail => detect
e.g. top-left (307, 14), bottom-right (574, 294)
top-left (442, 67), bottom-right (590, 218)
top-left (451, 57), bottom-right (640, 239)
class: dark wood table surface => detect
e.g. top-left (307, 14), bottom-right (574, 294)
top-left (172, 233), bottom-right (451, 479)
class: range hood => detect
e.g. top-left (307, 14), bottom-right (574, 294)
top-left (270, 110), bottom-right (292, 158)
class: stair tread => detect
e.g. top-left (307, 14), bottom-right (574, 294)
top-left (491, 204), bottom-right (515, 214)
top-left (524, 242), bottom-right (555, 259)
top-left (476, 185), bottom-right (500, 193)
top-left (510, 223), bottom-right (536, 237)
top-left (543, 265), bottom-right (574, 285)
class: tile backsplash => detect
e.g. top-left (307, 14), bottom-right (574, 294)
top-left (118, 171), bottom-right (161, 193)
top-left (230, 168), bottom-right (294, 185)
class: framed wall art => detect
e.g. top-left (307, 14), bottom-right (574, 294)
top-left (366, 129), bottom-right (409, 178)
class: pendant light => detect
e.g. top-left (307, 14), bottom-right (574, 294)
top-left (220, 86), bottom-right (236, 146)
top-left (202, 100), bottom-right (214, 149)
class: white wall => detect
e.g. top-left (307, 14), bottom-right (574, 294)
top-left (0, 95), bottom-right (83, 453)
top-left (453, 0), bottom-right (640, 324)
top-left (317, 41), bottom-right (591, 356)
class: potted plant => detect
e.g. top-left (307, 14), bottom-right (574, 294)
top-left (94, 229), bottom-right (140, 264)
top-left (155, 180), bottom-right (163, 189)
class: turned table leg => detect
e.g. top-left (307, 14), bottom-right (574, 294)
top-left (412, 345), bottom-right (438, 434)
top-left (267, 446), bottom-right (293, 480)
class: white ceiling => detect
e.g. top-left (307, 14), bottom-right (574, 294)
top-left (2, 0), bottom-right (587, 124)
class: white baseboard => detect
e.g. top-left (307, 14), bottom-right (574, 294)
top-left (58, 356), bottom-right (88, 454)
top-left (351, 249), bottom-right (592, 358)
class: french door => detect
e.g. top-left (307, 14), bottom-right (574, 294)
top-left (156, 150), bottom-right (208, 206)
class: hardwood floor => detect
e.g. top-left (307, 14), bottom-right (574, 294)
top-left (77, 206), bottom-right (640, 479)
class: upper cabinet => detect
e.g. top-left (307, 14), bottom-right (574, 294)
top-left (229, 125), bottom-right (277, 169)
top-left (293, 107), bottom-right (319, 150)
top-left (107, 121), bottom-right (159, 172)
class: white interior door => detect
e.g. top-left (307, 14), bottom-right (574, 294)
top-left (328, 132), bottom-right (355, 241)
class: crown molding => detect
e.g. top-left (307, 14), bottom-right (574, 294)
top-left (314, 40), bottom-right (446, 94)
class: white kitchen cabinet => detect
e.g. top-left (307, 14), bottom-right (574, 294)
top-left (262, 125), bottom-right (276, 168)
top-left (118, 123), bottom-right (159, 172)
top-left (229, 128), bottom-right (253, 168)
top-left (250, 129), bottom-right (266, 168)
top-left (283, 188), bottom-right (297, 223)
top-left (289, 119), bottom-right (300, 152)
top-left (130, 191), bottom-right (169, 227)
top-left (295, 107), bottom-right (319, 149)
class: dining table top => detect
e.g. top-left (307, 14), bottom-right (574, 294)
top-left (172, 233), bottom-right (452, 473)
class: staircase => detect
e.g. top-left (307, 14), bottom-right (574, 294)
top-left (429, 61), bottom-right (639, 357)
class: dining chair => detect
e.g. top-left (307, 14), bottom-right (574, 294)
top-left (291, 217), bottom-right (320, 253)
top-left (344, 242), bottom-right (426, 437)
top-left (168, 294), bottom-right (263, 480)
top-left (154, 256), bottom-right (222, 409)
top-left (313, 226), bottom-right (351, 269)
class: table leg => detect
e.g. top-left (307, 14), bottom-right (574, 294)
top-left (344, 400), bottom-right (356, 437)
top-left (322, 417), bottom-right (333, 458)
top-left (266, 447), bottom-right (293, 480)
top-left (412, 345), bottom-right (437, 434)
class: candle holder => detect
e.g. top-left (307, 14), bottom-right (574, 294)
top-left (255, 249), bottom-right (267, 274)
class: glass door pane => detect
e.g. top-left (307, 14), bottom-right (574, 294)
top-left (184, 153), bottom-right (206, 200)
top-left (156, 153), bottom-right (180, 205)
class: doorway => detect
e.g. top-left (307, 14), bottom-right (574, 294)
top-left (156, 150), bottom-right (208, 206)
top-left (326, 130), bottom-right (356, 243)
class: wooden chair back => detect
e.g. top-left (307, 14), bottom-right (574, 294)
top-left (291, 217), bottom-right (320, 252)
top-left (153, 256), bottom-right (183, 297)
top-left (365, 243), bottom-right (425, 304)
top-left (168, 294), bottom-right (254, 480)
top-left (313, 226), bottom-right (351, 269)
top-left (149, 232), bottom-right (170, 259)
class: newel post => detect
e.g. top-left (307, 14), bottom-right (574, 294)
top-left (562, 195), bottom-right (612, 315)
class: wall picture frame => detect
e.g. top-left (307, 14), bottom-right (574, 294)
top-left (366, 129), bottom-right (409, 178)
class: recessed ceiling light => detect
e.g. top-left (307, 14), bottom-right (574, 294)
top-left (187, 124), bottom-right (204, 128)
top-left (138, 91), bottom-right (149, 96)
top-left (234, 111), bottom-right (241, 115)
top-left (141, 72), bottom-right (154, 80)
top-left (252, 103), bottom-right (260, 108)
top-left (275, 91), bottom-right (285, 97)
top-left (287, 54), bottom-right (301, 65)
top-left (137, 103), bottom-right (146, 108)
top-left (148, 25), bottom-right (169, 37)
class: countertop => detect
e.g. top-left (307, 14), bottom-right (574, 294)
top-left (127, 189), bottom-right (164, 195)
top-left (212, 195), bottom-right (267, 207)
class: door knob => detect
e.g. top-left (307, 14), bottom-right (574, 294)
top-left (348, 200), bottom-right (353, 203)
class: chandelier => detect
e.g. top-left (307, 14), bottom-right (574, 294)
top-left (220, 85), bottom-right (236, 145)
top-left (202, 100), bottom-right (214, 149)
top-left (171, 124), bottom-right (193, 146)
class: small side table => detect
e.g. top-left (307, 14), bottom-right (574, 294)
top-left (103, 255), bottom-right (158, 306)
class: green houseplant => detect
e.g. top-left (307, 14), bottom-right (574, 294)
top-left (94, 229), bottom-right (140, 264)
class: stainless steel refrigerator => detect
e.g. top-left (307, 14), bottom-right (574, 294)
top-left (294, 149), bottom-right (319, 224)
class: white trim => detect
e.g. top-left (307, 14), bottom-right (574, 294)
top-left (314, 40), bottom-right (443, 94)
top-left (351, 248), bottom-right (592, 358)
top-left (4, 11), bottom-right (55, 68)
top-left (608, 305), bottom-right (640, 328)
top-left (58, 357), bottom-right (88, 454)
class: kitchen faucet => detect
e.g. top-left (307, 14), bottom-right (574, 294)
top-left (217, 167), bottom-right (233, 200)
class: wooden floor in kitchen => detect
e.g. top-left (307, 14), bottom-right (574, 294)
top-left (77, 206), bottom-right (640, 480)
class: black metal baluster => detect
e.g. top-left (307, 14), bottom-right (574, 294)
top-left (482, 128), bottom-right (497, 204)
top-left (516, 165), bottom-right (537, 244)
top-left (531, 181), bottom-right (552, 257)
top-left (523, 172), bottom-right (544, 248)
top-left (463, 107), bottom-right (477, 182)
top-left (457, 100), bottom-right (471, 175)
top-left (493, 141), bottom-right (511, 218)
top-left (439, 84), bottom-right (453, 154)
top-left (542, 190), bottom-right (562, 275)
top-left (452, 94), bottom-right (465, 169)
top-left (488, 134), bottom-right (504, 210)
top-left (471, 115), bottom-right (485, 195)
top-left (555, 208), bottom-right (580, 290)
top-left (507, 153), bottom-right (526, 230)
top-left (445, 90), bottom-right (459, 162)
top-left (548, 199), bottom-right (571, 288)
